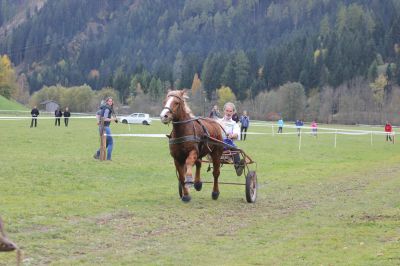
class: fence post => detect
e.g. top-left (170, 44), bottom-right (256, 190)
top-left (334, 130), bottom-right (337, 148)
top-left (370, 131), bottom-right (373, 146)
top-left (298, 132), bottom-right (302, 151)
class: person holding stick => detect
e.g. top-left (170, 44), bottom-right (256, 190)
top-left (93, 97), bottom-right (117, 160)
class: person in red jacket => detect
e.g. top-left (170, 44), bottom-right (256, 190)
top-left (384, 121), bottom-right (394, 143)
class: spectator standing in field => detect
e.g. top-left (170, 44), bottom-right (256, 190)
top-left (277, 118), bottom-right (284, 133)
top-left (208, 105), bottom-right (221, 119)
top-left (311, 120), bottom-right (318, 137)
top-left (295, 119), bottom-right (304, 136)
top-left (232, 112), bottom-right (239, 123)
top-left (94, 97), bottom-right (117, 160)
top-left (239, 110), bottom-right (250, 141)
top-left (54, 108), bottom-right (62, 126)
top-left (63, 107), bottom-right (71, 127)
top-left (384, 121), bottom-right (394, 143)
top-left (30, 106), bottom-right (39, 128)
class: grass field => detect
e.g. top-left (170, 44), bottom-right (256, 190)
top-left (0, 96), bottom-right (27, 111)
top-left (1, 114), bottom-right (399, 265)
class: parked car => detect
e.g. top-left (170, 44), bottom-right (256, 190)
top-left (118, 113), bottom-right (152, 125)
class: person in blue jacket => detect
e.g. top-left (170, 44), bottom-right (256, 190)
top-left (295, 119), bottom-right (304, 136)
top-left (239, 110), bottom-right (250, 140)
top-left (277, 118), bottom-right (284, 133)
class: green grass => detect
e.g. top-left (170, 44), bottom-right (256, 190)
top-left (0, 95), bottom-right (28, 111)
top-left (1, 117), bottom-right (399, 265)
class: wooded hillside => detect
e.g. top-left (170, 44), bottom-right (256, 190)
top-left (1, 0), bottom-right (400, 123)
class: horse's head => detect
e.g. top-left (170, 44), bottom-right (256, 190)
top-left (160, 90), bottom-right (192, 124)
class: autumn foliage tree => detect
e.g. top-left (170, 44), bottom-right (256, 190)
top-left (0, 55), bottom-right (17, 99)
top-left (217, 86), bottom-right (236, 108)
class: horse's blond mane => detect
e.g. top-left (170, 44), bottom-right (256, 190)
top-left (167, 90), bottom-right (195, 118)
top-left (184, 102), bottom-right (195, 118)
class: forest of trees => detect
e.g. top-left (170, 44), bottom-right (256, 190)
top-left (1, 0), bottom-right (400, 124)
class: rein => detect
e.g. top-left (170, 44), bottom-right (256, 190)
top-left (169, 117), bottom-right (221, 148)
top-left (169, 135), bottom-right (203, 145)
top-left (171, 117), bottom-right (200, 124)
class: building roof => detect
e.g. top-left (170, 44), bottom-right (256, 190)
top-left (40, 100), bottom-right (59, 105)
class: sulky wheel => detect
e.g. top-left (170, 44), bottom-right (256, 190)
top-left (245, 171), bottom-right (257, 203)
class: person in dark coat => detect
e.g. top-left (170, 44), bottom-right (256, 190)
top-left (63, 107), bottom-right (71, 127)
top-left (208, 105), bottom-right (221, 119)
top-left (54, 108), bottom-right (62, 126)
top-left (232, 112), bottom-right (239, 123)
top-left (30, 106), bottom-right (39, 127)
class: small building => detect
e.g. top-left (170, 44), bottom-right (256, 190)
top-left (40, 100), bottom-right (59, 112)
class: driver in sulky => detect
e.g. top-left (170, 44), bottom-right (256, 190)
top-left (219, 102), bottom-right (244, 175)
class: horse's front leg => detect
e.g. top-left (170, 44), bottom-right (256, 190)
top-left (185, 150), bottom-right (198, 188)
top-left (174, 160), bottom-right (190, 202)
top-left (194, 159), bottom-right (203, 191)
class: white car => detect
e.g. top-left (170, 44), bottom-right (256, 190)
top-left (118, 113), bottom-right (152, 125)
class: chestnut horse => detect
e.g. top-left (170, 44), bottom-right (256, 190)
top-left (160, 90), bottom-right (224, 202)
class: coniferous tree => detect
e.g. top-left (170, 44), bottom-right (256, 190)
top-left (395, 54), bottom-right (400, 85)
top-left (202, 53), bottom-right (227, 98)
top-left (233, 50), bottom-right (251, 100)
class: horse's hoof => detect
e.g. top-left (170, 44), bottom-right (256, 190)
top-left (194, 181), bottom-right (203, 191)
top-left (211, 191), bottom-right (220, 200)
top-left (181, 195), bottom-right (191, 202)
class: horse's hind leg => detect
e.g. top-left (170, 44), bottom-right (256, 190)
top-left (194, 159), bottom-right (202, 191)
top-left (211, 152), bottom-right (222, 200)
top-left (174, 160), bottom-right (191, 202)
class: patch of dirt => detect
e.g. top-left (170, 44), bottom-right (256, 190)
top-left (359, 214), bottom-right (400, 222)
top-left (95, 210), bottom-right (134, 225)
